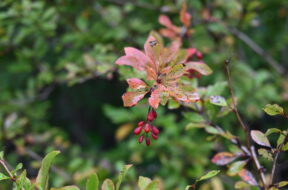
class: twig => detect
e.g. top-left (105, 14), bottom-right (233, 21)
top-left (0, 159), bottom-right (15, 181)
top-left (271, 134), bottom-right (288, 185)
top-left (224, 59), bottom-right (268, 189)
top-left (228, 27), bottom-right (286, 75)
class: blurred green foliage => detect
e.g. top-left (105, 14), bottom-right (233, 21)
top-left (0, 0), bottom-right (288, 189)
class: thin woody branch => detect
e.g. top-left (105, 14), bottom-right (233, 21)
top-left (224, 59), bottom-right (268, 189)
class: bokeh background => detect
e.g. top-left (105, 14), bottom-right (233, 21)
top-left (0, 0), bottom-right (288, 189)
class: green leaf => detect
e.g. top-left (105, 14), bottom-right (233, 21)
top-left (36, 151), bottom-right (60, 190)
top-left (116, 164), bottom-right (132, 190)
top-left (227, 161), bottom-right (247, 176)
top-left (251, 130), bottom-right (271, 147)
top-left (277, 134), bottom-right (285, 148)
top-left (209, 96), bottom-right (227, 106)
top-left (265, 128), bottom-right (282, 136)
top-left (196, 170), bottom-right (220, 182)
top-left (12, 163), bottom-right (23, 175)
top-left (51, 186), bottom-right (80, 190)
top-left (86, 173), bottom-right (99, 190)
top-left (138, 176), bottom-right (152, 190)
top-left (0, 172), bottom-right (10, 181)
top-left (277, 181), bottom-right (288, 188)
top-left (185, 122), bottom-right (207, 130)
top-left (101, 179), bottom-right (115, 190)
top-left (144, 180), bottom-right (160, 190)
top-left (263, 104), bottom-right (284, 116)
top-left (0, 151), bottom-right (4, 160)
top-left (258, 148), bottom-right (273, 161)
top-left (16, 170), bottom-right (28, 190)
top-left (234, 181), bottom-right (250, 189)
top-left (205, 126), bottom-right (221, 135)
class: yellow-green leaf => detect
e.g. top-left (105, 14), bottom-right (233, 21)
top-left (86, 173), bottom-right (99, 190)
top-left (251, 130), bottom-right (271, 147)
top-left (101, 179), bottom-right (115, 190)
top-left (263, 104), bottom-right (284, 116)
top-left (138, 176), bottom-right (152, 190)
top-left (116, 164), bottom-right (132, 190)
top-left (36, 151), bottom-right (60, 190)
top-left (51, 186), bottom-right (80, 190)
top-left (197, 170), bottom-right (220, 182)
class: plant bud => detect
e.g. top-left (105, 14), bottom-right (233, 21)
top-left (138, 135), bottom-right (144, 143)
top-left (146, 137), bottom-right (151, 146)
top-left (144, 123), bottom-right (151, 133)
top-left (134, 126), bottom-right (142, 135)
top-left (138, 121), bottom-right (145, 127)
top-left (151, 133), bottom-right (158, 140)
top-left (152, 126), bottom-right (159, 135)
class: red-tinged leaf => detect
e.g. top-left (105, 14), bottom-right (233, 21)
top-left (163, 40), bottom-right (182, 63)
top-left (186, 48), bottom-right (197, 58)
top-left (180, 2), bottom-right (191, 27)
top-left (127, 78), bottom-right (147, 90)
top-left (159, 28), bottom-right (177, 39)
top-left (185, 62), bottom-right (213, 75)
top-left (238, 169), bottom-right (258, 186)
top-left (186, 92), bottom-right (200, 102)
top-left (124, 47), bottom-right (150, 67)
top-left (115, 56), bottom-right (145, 71)
top-left (211, 152), bottom-right (238, 166)
top-left (122, 91), bottom-right (147, 107)
top-left (149, 89), bottom-right (160, 109)
top-left (251, 130), bottom-right (271, 148)
top-left (144, 34), bottom-right (163, 64)
top-left (164, 64), bottom-right (186, 82)
top-left (158, 15), bottom-right (174, 29)
top-left (145, 61), bottom-right (158, 81)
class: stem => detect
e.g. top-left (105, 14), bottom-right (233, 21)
top-left (224, 59), bottom-right (268, 189)
top-left (0, 159), bottom-right (15, 181)
top-left (270, 134), bottom-right (288, 185)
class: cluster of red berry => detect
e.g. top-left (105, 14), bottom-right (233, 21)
top-left (133, 109), bottom-right (160, 146)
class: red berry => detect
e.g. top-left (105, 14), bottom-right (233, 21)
top-left (138, 135), bottom-right (144, 143)
top-left (151, 133), bottom-right (158, 140)
top-left (147, 112), bottom-right (154, 121)
top-left (152, 126), bottom-right (159, 135)
top-left (196, 51), bottom-right (203, 59)
top-left (138, 121), bottom-right (145, 127)
top-left (151, 109), bottom-right (157, 119)
top-left (144, 123), bottom-right (151, 133)
top-left (134, 126), bottom-right (142, 135)
top-left (146, 137), bottom-right (151, 146)
top-left (147, 110), bottom-right (157, 121)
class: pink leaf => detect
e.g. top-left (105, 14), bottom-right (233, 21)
top-left (115, 56), bottom-right (145, 71)
top-left (180, 2), bottom-right (191, 27)
top-left (127, 78), bottom-right (147, 90)
top-left (124, 47), bottom-right (149, 69)
top-left (159, 28), bottom-right (177, 39)
top-left (122, 91), bottom-right (147, 107)
top-left (158, 15), bottom-right (174, 29)
top-left (238, 169), bottom-right (258, 186)
top-left (211, 152), bottom-right (238, 166)
top-left (149, 89), bottom-right (161, 109)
